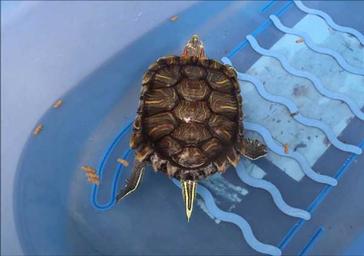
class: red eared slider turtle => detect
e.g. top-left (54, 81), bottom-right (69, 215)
top-left (117, 35), bottom-right (267, 221)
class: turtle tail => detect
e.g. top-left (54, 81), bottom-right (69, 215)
top-left (181, 179), bottom-right (197, 222)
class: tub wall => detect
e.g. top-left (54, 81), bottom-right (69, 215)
top-left (1, 2), bottom-right (195, 254)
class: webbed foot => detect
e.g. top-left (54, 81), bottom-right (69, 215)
top-left (238, 138), bottom-right (267, 160)
top-left (116, 160), bottom-right (145, 202)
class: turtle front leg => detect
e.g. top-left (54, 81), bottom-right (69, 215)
top-left (116, 160), bottom-right (146, 202)
top-left (238, 138), bottom-right (267, 160)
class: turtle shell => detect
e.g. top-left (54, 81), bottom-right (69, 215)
top-left (131, 56), bottom-right (244, 181)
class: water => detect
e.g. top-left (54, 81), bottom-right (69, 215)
top-left (8, 1), bottom-right (364, 255)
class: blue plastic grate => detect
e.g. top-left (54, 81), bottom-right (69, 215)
top-left (89, 1), bottom-right (363, 255)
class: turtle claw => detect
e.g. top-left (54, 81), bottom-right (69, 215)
top-left (238, 138), bottom-right (267, 160)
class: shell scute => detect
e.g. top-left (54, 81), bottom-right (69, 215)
top-left (173, 100), bottom-right (211, 123)
top-left (171, 123), bottom-right (211, 144)
top-left (207, 70), bottom-right (234, 93)
top-left (172, 147), bottom-right (208, 169)
top-left (182, 65), bottom-right (206, 80)
top-left (153, 65), bottom-right (181, 88)
top-left (157, 56), bottom-right (180, 65)
top-left (142, 71), bottom-right (155, 85)
top-left (209, 60), bottom-right (224, 70)
top-left (130, 130), bottom-right (143, 149)
top-left (143, 112), bottom-right (177, 141)
top-left (209, 91), bottom-right (238, 118)
top-left (157, 136), bottom-right (183, 157)
top-left (223, 65), bottom-right (238, 78)
top-left (176, 79), bottom-right (211, 101)
top-left (144, 87), bottom-right (178, 116)
top-left (201, 138), bottom-right (223, 158)
top-left (208, 114), bottom-right (237, 142)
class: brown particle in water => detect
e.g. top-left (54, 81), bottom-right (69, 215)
top-left (170, 15), bottom-right (178, 22)
top-left (117, 158), bottom-right (129, 167)
top-left (284, 144), bottom-right (289, 154)
top-left (296, 38), bottom-right (304, 43)
top-left (33, 124), bottom-right (43, 135)
top-left (53, 99), bottom-right (63, 108)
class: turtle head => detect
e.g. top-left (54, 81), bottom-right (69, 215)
top-left (182, 34), bottom-right (206, 59)
top-left (191, 34), bottom-right (200, 45)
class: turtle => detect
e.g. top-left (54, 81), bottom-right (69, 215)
top-left (117, 35), bottom-right (267, 221)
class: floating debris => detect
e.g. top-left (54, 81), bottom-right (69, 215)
top-left (53, 99), bottom-right (63, 108)
top-left (81, 165), bottom-right (100, 185)
top-left (33, 124), bottom-right (43, 135)
top-left (81, 165), bottom-right (96, 173)
top-left (294, 142), bottom-right (307, 151)
top-left (88, 177), bottom-right (100, 185)
top-left (290, 111), bottom-right (299, 117)
top-left (87, 172), bottom-right (99, 179)
top-left (117, 158), bottom-right (129, 167)
top-left (284, 144), bottom-right (289, 154)
top-left (170, 15), bottom-right (178, 22)
top-left (296, 37), bottom-right (304, 43)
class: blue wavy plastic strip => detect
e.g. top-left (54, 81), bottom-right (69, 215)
top-left (223, 56), bottom-right (339, 185)
top-left (97, 119), bottom-right (133, 175)
top-left (234, 35), bottom-right (364, 121)
top-left (294, 0), bottom-right (364, 46)
top-left (226, 0), bottom-right (293, 58)
top-left (278, 139), bottom-right (364, 250)
top-left (224, 40), bottom-right (362, 155)
top-left (93, 126), bottom-right (282, 255)
top-left (244, 121), bottom-right (338, 186)
top-left (91, 119), bottom-right (133, 210)
top-left (260, 0), bottom-right (276, 14)
top-left (294, 114), bottom-right (362, 154)
top-left (235, 161), bottom-right (311, 220)
top-left (172, 179), bottom-right (282, 256)
top-left (270, 15), bottom-right (364, 76)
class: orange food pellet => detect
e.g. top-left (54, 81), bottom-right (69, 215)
top-left (33, 124), bottom-right (43, 135)
top-left (82, 165), bottom-right (100, 185)
top-left (117, 158), bottom-right (129, 167)
top-left (81, 165), bottom-right (96, 173)
top-left (284, 144), bottom-right (289, 154)
top-left (87, 173), bottom-right (99, 179)
top-left (170, 15), bottom-right (178, 22)
top-left (88, 177), bottom-right (100, 185)
top-left (53, 99), bottom-right (63, 108)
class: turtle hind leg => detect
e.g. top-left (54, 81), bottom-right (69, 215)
top-left (116, 160), bottom-right (146, 202)
top-left (238, 138), bottom-right (267, 160)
